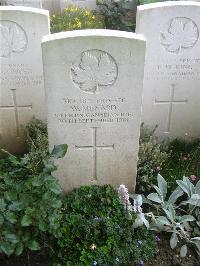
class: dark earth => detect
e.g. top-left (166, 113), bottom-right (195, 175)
top-left (0, 234), bottom-right (199, 266)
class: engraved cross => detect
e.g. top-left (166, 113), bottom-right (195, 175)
top-left (0, 89), bottom-right (32, 137)
top-left (155, 84), bottom-right (188, 133)
top-left (75, 127), bottom-right (114, 180)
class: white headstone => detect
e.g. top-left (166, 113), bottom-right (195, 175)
top-left (4, 0), bottom-right (43, 8)
top-left (42, 30), bottom-right (145, 193)
top-left (0, 7), bottom-right (49, 154)
top-left (136, 2), bottom-right (200, 139)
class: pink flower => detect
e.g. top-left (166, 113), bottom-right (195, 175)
top-left (156, 166), bottom-right (161, 171)
top-left (190, 175), bottom-right (197, 182)
top-left (182, 156), bottom-right (188, 161)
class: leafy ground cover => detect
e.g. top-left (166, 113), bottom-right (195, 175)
top-left (0, 119), bottom-right (199, 265)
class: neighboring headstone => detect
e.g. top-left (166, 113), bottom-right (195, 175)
top-left (4, 0), bottom-right (42, 8)
top-left (136, 2), bottom-right (200, 139)
top-left (42, 30), bottom-right (145, 193)
top-left (0, 7), bottom-right (49, 155)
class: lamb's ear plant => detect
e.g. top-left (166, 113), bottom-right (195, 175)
top-left (145, 174), bottom-right (200, 257)
top-left (0, 144), bottom-right (67, 256)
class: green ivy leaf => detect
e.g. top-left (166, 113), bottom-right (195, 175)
top-left (51, 144), bottom-right (68, 159)
top-left (0, 198), bottom-right (6, 211)
top-left (5, 233), bottom-right (19, 244)
top-left (50, 183), bottom-right (62, 194)
top-left (5, 212), bottom-right (17, 224)
top-left (4, 191), bottom-right (17, 202)
top-left (15, 242), bottom-right (23, 256)
top-left (0, 214), bottom-right (4, 225)
top-left (27, 240), bottom-right (40, 251)
top-left (21, 215), bottom-right (32, 227)
top-left (0, 241), bottom-right (15, 256)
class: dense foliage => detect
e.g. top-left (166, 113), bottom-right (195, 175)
top-left (0, 143), bottom-right (67, 256)
top-left (161, 138), bottom-right (200, 191)
top-left (136, 124), bottom-right (169, 194)
top-left (50, 6), bottom-right (104, 33)
top-left (96, 0), bottom-right (135, 31)
top-left (132, 174), bottom-right (200, 258)
top-left (51, 185), bottom-right (157, 265)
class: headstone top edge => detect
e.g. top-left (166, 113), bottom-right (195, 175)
top-left (0, 6), bottom-right (49, 16)
top-left (42, 30), bottom-right (145, 44)
top-left (137, 1), bottom-right (200, 11)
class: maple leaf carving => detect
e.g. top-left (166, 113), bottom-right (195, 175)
top-left (0, 21), bottom-right (27, 57)
top-left (71, 50), bottom-right (118, 93)
top-left (160, 17), bottom-right (199, 54)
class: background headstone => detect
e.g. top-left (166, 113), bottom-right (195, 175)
top-left (0, 7), bottom-right (49, 155)
top-left (136, 2), bottom-right (200, 140)
top-left (3, 0), bottom-right (43, 8)
top-left (42, 30), bottom-right (145, 193)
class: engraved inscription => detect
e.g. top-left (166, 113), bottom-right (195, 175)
top-left (154, 84), bottom-right (188, 133)
top-left (54, 97), bottom-right (134, 125)
top-left (0, 89), bottom-right (32, 137)
top-left (71, 49), bottom-right (118, 94)
top-left (75, 127), bottom-right (114, 180)
top-left (160, 17), bottom-right (199, 54)
top-left (0, 20), bottom-right (27, 57)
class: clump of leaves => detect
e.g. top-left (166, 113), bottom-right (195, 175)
top-left (136, 124), bottom-right (169, 194)
top-left (96, 0), bottom-right (135, 31)
top-left (51, 185), bottom-right (157, 265)
top-left (0, 144), bottom-right (67, 256)
top-left (23, 117), bottom-right (48, 174)
top-left (142, 174), bottom-right (200, 258)
top-left (160, 138), bottom-right (200, 192)
top-left (50, 6), bottom-right (104, 33)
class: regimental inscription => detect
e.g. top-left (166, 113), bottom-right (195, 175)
top-left (54, 97), bottom-right (134, 125)
top-left (0, 89), bottom-right (32, 137)
top-left (71, 49), bottom-right (118, 94)
top-left (155, 84), bottom-right (188, 133)
top-left (75, 127), bottom-right (114, 180)
top-left (160, 17), bottom-right (199, 54)
top-left (0, 20), bottom-right (27, 58)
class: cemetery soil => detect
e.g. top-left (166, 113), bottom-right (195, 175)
top-left (0, 234), bottom-right (199, 266)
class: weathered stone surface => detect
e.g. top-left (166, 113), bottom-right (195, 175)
top-left (4, 0), bottom-right (43, 8)
top-left (136, 2), bottom-right (200, 140)
top-left (0, 7), bottom-right (49, 155)
top-left (42, 30), bottom-right (145, 193)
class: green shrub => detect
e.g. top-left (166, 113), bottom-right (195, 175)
top-left (160, 138), bottom-right (200, 192)
top-left (136, 124), bottom-right (169, 194)
top-left (143, 174), bottom-right (200, 257)
top-left (96, 0), bottom-right (135, 32)
top-left (0, 144), bottom-right (67, 256)
top-left (51, 185), bottom-right (157, 265)
top-left (50, 6), bottom-right (104, 33)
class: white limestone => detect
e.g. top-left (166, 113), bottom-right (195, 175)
top-left (4, 0), bottom-right (43, 8)
top-left (42, 29), bottom-right (146, 193)
top-left (0, 7), bottom-right (50, 154)
top-left (136, 2), bottom-right (200, 139)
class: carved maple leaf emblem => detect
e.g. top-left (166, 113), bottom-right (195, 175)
top-left (71, 50), bottom-right (118, 93)
top-left (0, 21), bottom-right (27, 57)
top-left (160, 17), bottom-right (199, 54)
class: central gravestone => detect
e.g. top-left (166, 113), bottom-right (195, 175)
top-left (42, 30), bottom-right (145, 193)
top-left (136, 2), bottom-right (200, 139)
